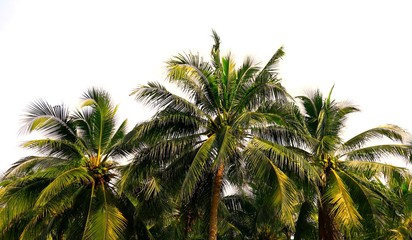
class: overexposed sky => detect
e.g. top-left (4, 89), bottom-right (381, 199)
top-left (1, 0), bottom-right (412, 173)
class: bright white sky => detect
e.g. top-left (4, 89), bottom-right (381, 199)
top-left (1, 0), bottom-right (412, 173)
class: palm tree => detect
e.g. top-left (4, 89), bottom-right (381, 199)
top-left (284, 87), bottom-right (411, 239)
top-left (0, 88), bottom-right (132, 239)
top-left (130, 31), bottom-right (295, 240)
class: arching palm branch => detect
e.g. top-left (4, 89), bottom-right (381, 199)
top-left (129, 31), bottom-right (295, 240)
top-left (0, 88), bottom-right (133, 240)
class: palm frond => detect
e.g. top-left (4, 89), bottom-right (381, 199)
top-left (341, 161), bottom-right (408, 185)
top-left (245, 141), bottom-right (299, 227)
top-left (0, 178), bottom-right (49, 233)
top-left (131, 81), bottom-right (209, 121)
top-left (22, 139), bottom-right (85, 160)
top-left (20, 99), bottom-right (76, 140)
top-left (323, 169), bottom-right (362, 231)
top-left (4, 156), bottom-right (68, 178)
top-left (35, 167), bottom-right (93, 207)
top-left (180, 134), bottom-right (216, 201)
top-left (210, 29), bottom-right (221, 71)
top-left (344, 144), bottom-right (411, 162)
top-left (343, 125), bottom-right (408, 151)
top-left (103, 119), bottom-right (131, 159)
top-left (246, 138), bottom-right (321, 184)
top-left (82, 184), bottom-right (127, 240)
top-left (213, 125), bottom-right (237, 168)
top-left (166, 53), bottom-right (218, 114)
top-left (268, 164), bottom-right (298, 228)
top-left (236, 77), bottom-right (288, 113)
top-left (338, 171), bottom-right (394, 232)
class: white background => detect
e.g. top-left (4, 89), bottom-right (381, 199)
top-left (1, 0), bottom-right (412, 173)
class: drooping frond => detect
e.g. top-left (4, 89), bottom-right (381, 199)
top-left (342, 124), bottom-right (408, 151)
top-left (341, 161), bottom-right (408, 185)
top-left (22, 139), bottom-right (85, 160)
top-left (246, 138), bottom-right (321, 184)
top-left (343, 144), bottom-right (411, 162)
top-left (0, 177), bottom-right (49, 234)
top-left (129, 112), bottom-right (205, 146)
top-left (213, 125), bottom-right (237, 168)
top-left (323, 169), bottom-right (362, 231)
top-left (270, 165), bottom-right (299, 228)
top-left (35, 167), bottom-right (93, 207)
top-left (4, 156), bottom-right (69, 178)
top-left (180, 134), bottom-right (216, 201)
top-left (245, 140), bottom-right (302, 227)
top-left (338, 171), bottom-right (394, 232)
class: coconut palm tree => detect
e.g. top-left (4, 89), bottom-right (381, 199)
top-left (0, 88), bottom-right (132, 239)
top-left (129, 31), bottom-right (298, 240)
top-left (265, 87), bottom-right (412, 239)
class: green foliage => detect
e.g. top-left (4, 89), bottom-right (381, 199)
top-left (2, 32), bottom-right (412, 240)
top-left (292, 87), bottom-right (412, 239)
top-left (0, 88), bottom-right (132, 239)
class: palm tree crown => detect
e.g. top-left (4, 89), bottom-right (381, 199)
top-left (294, 87), bottom-right (411, 239)
top-left (130, 31), bottom-right (292, 240)
top-left (0, 88), bottom-right (130, 240)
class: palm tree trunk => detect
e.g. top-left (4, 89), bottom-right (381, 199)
top-left (208, 163), bottom-right (225, 240)
top-left (318, 199), bottom-right (340, 240)
top-left (318, 172), bottom-right (340, 240)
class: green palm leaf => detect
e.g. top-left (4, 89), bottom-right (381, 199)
top-left (344, 144), bottom-right (411, 162)
top-left (323, 169), bottom-right (362, 231)
top-left (343, 125), bottom-right (407, 151)
top-left (82, 184), bottom-right (127, 240)
top-left (35, 167), bottom-right (93, 207)
top-left (181, 134), bottom-right (216, 201)
top-left (342, 161), bottom-right (408, 184)
top-left (1, 87), bottom-right (133, 239)
top-left (21, 99), bottom-right (76, 140)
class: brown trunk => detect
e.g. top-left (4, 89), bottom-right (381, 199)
top-left (318, 167), bottom-right (341, 240)
top-left (208, 163), bottom-right (225, 240)
top-left (318, 199), bottom-right (340, 240)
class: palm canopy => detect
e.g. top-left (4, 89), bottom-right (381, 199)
top-left (0, 88), bottom-right (131, 240)
top-left (291, 87), bottom-right (412, 239)
top-left (129, 31), bottom-right (299, 239)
